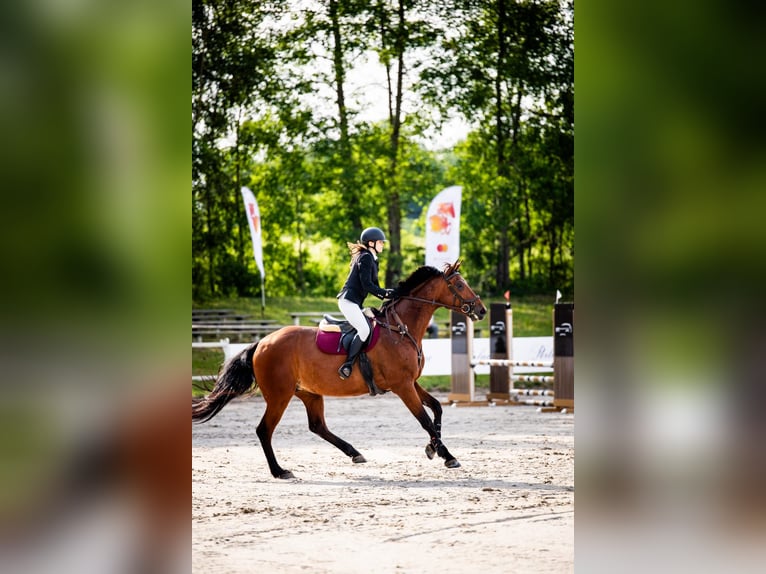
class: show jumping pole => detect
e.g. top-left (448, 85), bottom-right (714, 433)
top-left (448, 299), bottom-right (574, 411)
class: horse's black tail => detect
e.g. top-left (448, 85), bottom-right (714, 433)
top-left (192, 342), bottom-right (258, 423)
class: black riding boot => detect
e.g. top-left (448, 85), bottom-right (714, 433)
top-left (338, 334), bottom-right (365, 380)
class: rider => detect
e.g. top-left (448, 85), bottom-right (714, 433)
top-left (336, 227), bottom-right (395, 380)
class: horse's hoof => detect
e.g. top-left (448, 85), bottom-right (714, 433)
top-left (278, 470), bottom-right (295, 479)
top-left (444, 458), bottom-right (461, 469)
top-left (425, 444), bottom-right (436, 460)
top-left (352, 454), bottom-right (367, 464)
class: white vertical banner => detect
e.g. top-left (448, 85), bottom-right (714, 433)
top-left (425, 185), bottom-right (462, 269)
top-left (241, 187), bottom-right (265, 279)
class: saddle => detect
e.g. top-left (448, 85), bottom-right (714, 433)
top-left (315, 311), bottom-right (381, 355)
top-left (315, 310), bottom-right (387, 395)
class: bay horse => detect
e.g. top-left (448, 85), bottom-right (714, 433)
top-left (192, 260), bottom-right (487, 479)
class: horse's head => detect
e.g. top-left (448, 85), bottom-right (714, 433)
top-left (440, 261), bottom-right (487, 321)
top-left (393, 260), bottom-right (487, 321)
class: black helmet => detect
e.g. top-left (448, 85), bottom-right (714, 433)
top-left (360, 227), bottom-right (386, 244)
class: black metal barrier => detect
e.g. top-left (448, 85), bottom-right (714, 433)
top-left (447, 299), bottom-right (574, 411)
top-left (553, 302), bottom-right (574, 410)
top-left (487, 302), bottom-right (511, 400)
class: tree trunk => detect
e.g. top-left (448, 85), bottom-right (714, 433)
top-left (329, 0), bottom-right (362, 236)
top-left (384, 0), bottom-right (406, 286)
top-left (495, 0), bottom-right (510, 289)
top-left (523, 179), bottom-right (532, 280)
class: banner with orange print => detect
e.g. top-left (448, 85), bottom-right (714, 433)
top-left (241, 187), bottom-right (265, 279)
top-left (425, 185), bottom-right (462, 270)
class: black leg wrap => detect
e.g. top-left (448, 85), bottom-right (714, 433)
top-left (358, 353), bottom-right (386, 396)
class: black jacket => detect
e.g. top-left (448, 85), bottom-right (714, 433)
top-left (338, 249), bottom-right (387, 305)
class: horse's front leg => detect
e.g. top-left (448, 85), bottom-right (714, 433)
top-left (397, 385), bottom-right (460, 469)
top-left (415, 382), bottom-right (443, 439)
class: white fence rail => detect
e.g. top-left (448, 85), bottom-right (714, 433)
top-left (193, 337), bottom-right (553, 377)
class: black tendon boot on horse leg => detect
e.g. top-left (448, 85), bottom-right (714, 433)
top-left (338, 334), bottom-right (365, 380)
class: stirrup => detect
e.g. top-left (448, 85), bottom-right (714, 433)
top-left (338, 362), bottom-right (353, 380)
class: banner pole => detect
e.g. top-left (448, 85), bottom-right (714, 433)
top-left (260, 274), bottom-right (265, 318)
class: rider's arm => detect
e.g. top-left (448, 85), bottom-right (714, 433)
top-left (357, 252), bottom-right (388, 299)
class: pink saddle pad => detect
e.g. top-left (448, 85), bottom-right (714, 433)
top-left (315, 323), bottom-right (381, 355)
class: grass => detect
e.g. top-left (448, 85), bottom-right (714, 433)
top-left (192, 294), bottom-right (556, 395)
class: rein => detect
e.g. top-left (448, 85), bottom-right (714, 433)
top-left (378, 306), bottom-right (423, 370)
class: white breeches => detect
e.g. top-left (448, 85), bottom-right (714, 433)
top-left (337, 297), bottom-right (371, 341)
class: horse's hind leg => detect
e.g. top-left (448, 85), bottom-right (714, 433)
top-left (256, 394), bottom-right (295, 479)
top-left (295, 390), bottom-right (367, 464)
top-left (397, 385), bottom-right (460, 469)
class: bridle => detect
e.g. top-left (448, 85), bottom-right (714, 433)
top-left (444, 271), bottom-right (483, 317)
top-left (395, 271), bottom-right (482, 319)
top-left (377, 270), bottom-right (483, 372)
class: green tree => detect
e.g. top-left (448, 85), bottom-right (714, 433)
top-left (367, 0), bottom-right (442, 285)
top-left (191, 0), bottom-right (572, 301)
top-left (193, 0), bottom-right (286, 298)
top-left (285, 0), bottom-right (372, 241)
top-left (421, 0), bottom-right (573, 293)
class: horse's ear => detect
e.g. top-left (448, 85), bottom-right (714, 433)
top-left (442, 260), bottom-right (460, 274)
top-left (452, 259), bottom-right (462, 273)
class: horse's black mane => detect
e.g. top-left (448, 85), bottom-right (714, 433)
top-left (390, 261), bottom-right (461, 298)
top-left (394, 266), bottom-right (442, 297)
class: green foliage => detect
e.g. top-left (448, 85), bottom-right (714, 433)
top-left (192, 0), bottom-right (573, 299)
